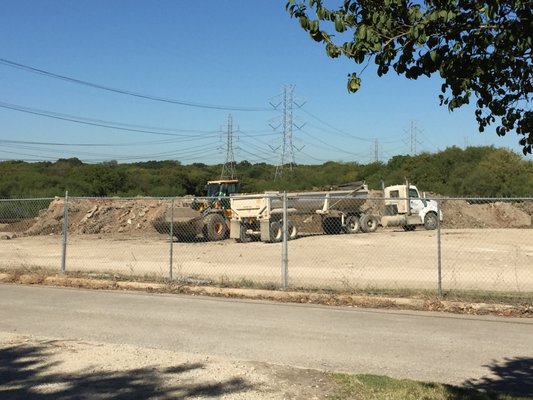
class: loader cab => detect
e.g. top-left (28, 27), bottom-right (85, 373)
top-left (205, 180), bottom-right (240, 198)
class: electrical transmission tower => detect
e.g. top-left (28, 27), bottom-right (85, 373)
top-left (270, 85), bottom-right (304, 180)
top-left (220, 114), bottom-right (237, 180)
top-left (408, 120), bottom-right (422, 156)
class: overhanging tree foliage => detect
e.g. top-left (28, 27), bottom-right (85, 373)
top-left (286, 0), bottom-right (532, 153)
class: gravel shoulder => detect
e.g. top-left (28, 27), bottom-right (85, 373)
top-left (0, 332), bottom-right (336, 400)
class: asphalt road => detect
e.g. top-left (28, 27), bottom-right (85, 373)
top-left (1, 284), bottom-right (531, 386)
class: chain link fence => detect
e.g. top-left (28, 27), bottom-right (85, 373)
top-left (1, 194), bottom-right (532, 299)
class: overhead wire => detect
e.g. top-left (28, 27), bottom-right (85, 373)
top-left (0, 137), bottom-right (212, 147)
top-left (299, 129), bottom-right (367, 157)
top-left (0, 57), bottom-right (272, 112)
top-left (298, 108), bottom-right (374, 142)
top-left (0, 101), bottom-right (222, 138)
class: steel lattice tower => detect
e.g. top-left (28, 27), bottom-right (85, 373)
top-left (220, 114), bottom-right (237, 180)
top-left (274, 85), bottom-right (296, 180)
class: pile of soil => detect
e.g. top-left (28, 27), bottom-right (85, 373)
top-left (23, 198), bottom-right (168, 236)
top-left (441, 200), bottom-right (532, 229)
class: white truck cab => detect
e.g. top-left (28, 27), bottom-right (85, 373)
top-left (381, 184), bottom-right (442, 230)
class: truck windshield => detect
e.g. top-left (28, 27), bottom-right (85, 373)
top-left (409, 188), bottom-right (420, 198)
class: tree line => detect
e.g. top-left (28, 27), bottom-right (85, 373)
top-left (1, 146), bottom-right (532, 199)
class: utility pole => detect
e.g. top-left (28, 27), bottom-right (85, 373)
top-left (374, 139), bottom-right (379, 162)
top-left (220, 114), bottom-right (237, 180)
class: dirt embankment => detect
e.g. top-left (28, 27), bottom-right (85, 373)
top-left (17, 198), bottom-right (168, 236)
top-left (0, 196), bottom-right (532, 237)
top-left (441, 200), bottom-right (532, 229)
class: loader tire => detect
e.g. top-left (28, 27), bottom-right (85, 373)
top-left (360, 214), bottom-right (379, 233)
top-left (204, 213), bottom-right (227, 241)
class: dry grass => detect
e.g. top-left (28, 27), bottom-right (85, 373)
top-left (0, 267), bottom-right (531, 318)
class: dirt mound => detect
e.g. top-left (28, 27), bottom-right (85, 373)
top-left (24, 198), bottom-right (169, 236)
top-left (442, 200), bottom-right (532, 229)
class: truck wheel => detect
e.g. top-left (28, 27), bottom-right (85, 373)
top-left (287, 220), bottom-right (298, 240)
top-left (269, 221), bottom-right (283, 242)
top-left (236, 224), bottom-right (249, 243)
top-left (360, 214), bottom-right (379, 233)
top-left (204, 213), bottom-right (227, 241)
top-left (322, 217), bottom-right (342, 235)
top-left (402, 225), bottom-right (416, 231)
top-left (424, 212), bottom-right (438, 230)
top-left (344, 215), bottom-right (360, 234)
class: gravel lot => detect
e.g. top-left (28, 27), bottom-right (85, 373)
top-left (1, 228), bottom-right (532, 292)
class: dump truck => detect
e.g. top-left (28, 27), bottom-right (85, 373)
top-left (229, 181), bottom-right (442, 242)
top-left (153, 179), bottom-right (240, 241)
top-left (380, 183), bottom-right (442, 230)
top-left (229, 182), bottom-right (378, 242)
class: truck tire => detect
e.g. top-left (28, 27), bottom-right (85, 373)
top-left (344, 215), bottom-right (360, 234)
top-left (203, 213), bottom-right (227, 241)
top-left (269, 221), bottom-right (283, 242)
top-left (322, 217), bottom-right (342, 235)
top-left (424, 212), bottom-right (438, 230)
top-left (287, 220), bottom-right (298, 240)
top-left (236, 223), bottom-right (249, 243)
top-left (360, 214), bottom-right (379, 233)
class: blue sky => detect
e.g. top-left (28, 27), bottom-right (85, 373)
top-left (0, 0), bottom-right (525, 165)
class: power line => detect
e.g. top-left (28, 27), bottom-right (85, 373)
top-left (0, 57), bottom-right (272, 112)
top-left (236, 147), bottom-right (274, 163)
top-left (299, 108), bottom-right (374, 142)
top-left (299, 129), bottom-right (367, 157)
top-left (0, 138), bottom-right (204, 147)
top-left (0, 101), bottom-right (222, 137)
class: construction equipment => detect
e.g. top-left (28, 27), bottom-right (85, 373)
top-left (153, 179), bottom-right (240, 241)
top-left (229, 182), bottom-right (377, 242)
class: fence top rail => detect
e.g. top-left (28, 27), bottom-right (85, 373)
top-left (433, 197), bottom-right (533, 201)
top-left (67, 196), bottom-right (176, 201)
top-left (4, 195), bottom-right (533, 202)
top-left (0, 197), bottom-right (55, 202)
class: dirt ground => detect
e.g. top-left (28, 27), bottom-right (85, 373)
top-left (0, 332), bottom-right (336, 399)
top-left (0, 196), bottom-right (532, 293)
top-left (0, 228), bottom-right (532, 293)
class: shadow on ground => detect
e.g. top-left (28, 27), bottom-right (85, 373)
top-left (462, 357), bottom-right (533, 397)
top-left (0, 342), bottom-right (251, 399)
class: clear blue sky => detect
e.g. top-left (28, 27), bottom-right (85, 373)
top-left (0, 0), bottom-right (525, 165)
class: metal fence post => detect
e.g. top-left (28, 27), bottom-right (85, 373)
top-left (281, 191), bottom-right (288, 289)
top-left (437, 199), bottom-right (442, 296)
top-left (60, 191), bottom-right (69, 274)
top-left (169, 197), bottom-right (174, 280)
